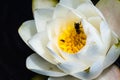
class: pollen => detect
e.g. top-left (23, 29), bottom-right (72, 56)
top-left (58, 22), bottom-right (87, 54)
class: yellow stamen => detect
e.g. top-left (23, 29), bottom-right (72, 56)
top-left (58, 21), bottom-right (87, 54)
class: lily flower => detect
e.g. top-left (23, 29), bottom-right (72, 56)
top-left (18, 0), bottom-right (120, 80)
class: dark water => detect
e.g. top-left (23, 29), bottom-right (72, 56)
top-left (0, 0), bottom-right (119, 80)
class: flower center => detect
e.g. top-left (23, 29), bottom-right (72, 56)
top-left (58, 21), bottom-right (87, 54)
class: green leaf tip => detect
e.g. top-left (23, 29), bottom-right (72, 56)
top-left (115, 39), bottom-right (120, 47)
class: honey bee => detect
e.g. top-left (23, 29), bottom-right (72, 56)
top-left (74, 22), bottom-right (81, 34)
top-left (60, 39), bottom-right (65, 42)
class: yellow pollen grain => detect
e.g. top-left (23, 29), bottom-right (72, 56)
top-left (58, 22), bottom-right (87, 54)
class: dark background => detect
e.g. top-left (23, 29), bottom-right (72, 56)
top-left (0, 0), bottom-right (119, 80)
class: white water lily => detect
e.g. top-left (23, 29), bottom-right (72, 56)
top-left (18, 0), bottom-right (120, 80)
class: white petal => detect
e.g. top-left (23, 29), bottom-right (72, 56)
top-left (32, 0), bottom-right (58, 10)
top-left (88, 16), bottom-right (102, 31)
top-left (28, 32), bottom-right (56, 64)
top-left (47, 41), bottom-right (65, 62)
top-left (53, 4), bottom-right (71, 19)
top-left (48, 76), bottom-right (79, 80)
top-left (57, 60), bottom-right (89, 74)
top-left (81, 19), bottom-right (104, 55)
top-left (26, 53), bottom-right (66, 77)
top-left (53, 4), bottom-right (84, 20)
top-left (72, 57), bottom-right (105, 79)
top-left (47, 21), bottom-right (56, 41)
top-left (18, 20), bottom-right (37, 45)
top-left (59, 0), bottom-right (92, 9)
top-left (103, 42), bottom-right (120, 69)
top-left (100, 21), bottom-right (111, 54)
top-left (82, 19), bottom-right (102, 45)
top-left (76, 3), bottom-right (99, 18)
top-left (47, 18), bottom-right (65, 40)
top-left (33, 9), bottom-right (53, 32)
